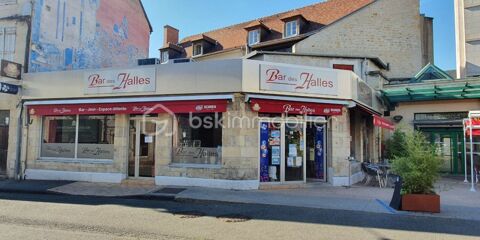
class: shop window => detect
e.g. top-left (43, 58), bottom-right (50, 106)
top-left (173, 113), bottom-right (222, 165)
top-left (41, 115), bottom-right (115, 160)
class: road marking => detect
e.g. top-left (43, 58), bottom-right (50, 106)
top-left (375, 199), bottom-right (399, 214)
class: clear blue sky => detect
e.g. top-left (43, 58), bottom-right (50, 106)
top-left (142, 0), bottom-right (456, 70)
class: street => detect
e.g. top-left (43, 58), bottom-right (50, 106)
top-left (0, 192), bottom-right (478, 240)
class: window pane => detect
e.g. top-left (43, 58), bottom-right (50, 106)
top-left (173, 113), bottom-right (222, 165)
top-left (41, 116), bottom-right (76, 158)
top-left (248, 30), bottom-right (259, 45)
top-left (77, 115), bottom-right (115, 159)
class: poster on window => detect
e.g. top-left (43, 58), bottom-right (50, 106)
top-left (271, 146), bottom-right (280, 165)
top-left (260, 123), bottom-right (270, 182)
top-left (315, 126), bottom-right (325, 179)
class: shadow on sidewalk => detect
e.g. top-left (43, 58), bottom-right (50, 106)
top-left (0, 190), bottom-right (479, 237)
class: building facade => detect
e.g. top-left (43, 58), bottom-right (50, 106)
top-left (20, 60), bottom-right (387, 189)
top-left (0, 0), bottom-right (152, 178)
top-left (383, 64), bottom-right (480, 175)
top-left (456, 0), bottom-right (480, 78)
top-left (161, 0), bottom-right (433, 81)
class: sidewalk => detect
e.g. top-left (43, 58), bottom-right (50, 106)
top-left (0, 178), bottom-right (478, 221)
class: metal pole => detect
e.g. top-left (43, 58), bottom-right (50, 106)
top-left (470, 117), bottom-right (476, 192)
top-left (464, 119), bottom-right (468, 183)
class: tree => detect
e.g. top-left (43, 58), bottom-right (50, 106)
top-left (391, 131), bottom-right (441, 195)
top-left (384, 129), bottom-right (407, 160)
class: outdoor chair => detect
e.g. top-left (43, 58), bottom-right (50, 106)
top-left (361, 162), bottom-right (387, 188)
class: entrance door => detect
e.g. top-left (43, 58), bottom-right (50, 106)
top-left (0, 111), bottom-right (9, 175)
top-left (306, 122), bottom-right (326, 181)
top-left (128, 119), bottom-right (156, 178)
top-left (422, 128), bottom-right (464, 174)
top-left (259, 120), bottom-right (306, 183)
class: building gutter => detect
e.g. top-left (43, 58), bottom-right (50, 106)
top-left (14, 100), bottom-right (24, 180)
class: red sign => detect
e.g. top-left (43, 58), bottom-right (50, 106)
top-left (373, 115), bottom-right (395, 131)
top-left (28, 100), bottom-right (228, 116)
top-left (465, 118), bottom-right (480, 136)
top-left (250, 99), bottom-right (343, 116)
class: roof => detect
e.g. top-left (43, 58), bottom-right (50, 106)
top-left (412, 63), bottom-right (453, 82)
top-left (179, 0), bottom-right (375, 54)
top-left (246, 50), bottom-right (389, 70)
top-left (139, 0), bottom-right (153, 33)
top-left (382, 77), bottom-right (480, 104)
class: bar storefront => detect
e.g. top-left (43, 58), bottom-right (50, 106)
top-left (19, 59), bottom-right (385, 189)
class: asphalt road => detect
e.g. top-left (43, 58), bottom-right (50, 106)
top-left (0, 192), bottom-right (478, 240)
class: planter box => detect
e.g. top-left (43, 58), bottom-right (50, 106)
top-left (402, 194), bottom-right (440, 213)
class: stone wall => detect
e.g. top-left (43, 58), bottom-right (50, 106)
top-left (155, 94), bottom-right (259, 182)
top-left (294, 0), bottom-right (428, 79)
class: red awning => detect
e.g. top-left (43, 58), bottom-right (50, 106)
top-left (465, 119), bottom-right (480, 136)
top-left (250, 99), bottom-right (343, 116)
top-left (28, 100), bottom-right (228, 116)
top-left (373, 115), bottom-right (395, 131)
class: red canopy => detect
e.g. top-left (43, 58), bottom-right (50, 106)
top-left (373, 115), bottom-right (395, 131)
top-left (464, 118), bottom-right (480, 136)
top-left (250, 99), bottom-right (343, 116)
top-left (28, 100), bottom-right (228, 116)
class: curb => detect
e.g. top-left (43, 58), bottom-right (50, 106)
top-left (0, 188), bottom-right (176, 201)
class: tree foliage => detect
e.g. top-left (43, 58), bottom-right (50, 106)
top-left (384, 129), bottom-right (407, 160)
top-left (391, 131), bottom-right (441, 195)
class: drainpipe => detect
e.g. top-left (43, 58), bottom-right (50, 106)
top-left (14, 100), bottom-right (24, 180)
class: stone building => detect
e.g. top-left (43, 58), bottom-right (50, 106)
top-left (456, 0), bottom-right (480, 78)
top-left (21, 59), bottom-right (384, 189)
top-left (0, 0), bottom-right (152, 179)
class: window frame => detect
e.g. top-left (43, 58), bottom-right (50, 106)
top-left (40, 115), bottom-right (116, 161)
top-left (0, 27), bottom-right (16, 62)
top-left (171, 113), bottom-right (223, 166)
top-left (248, 29), bottom-right (261, 46)
top-left (161, 50), bottom-right (169, 63)
top-left (192, 43), bottom-right (203, 56)
top-left (284, 20), bottom-right (299, 38)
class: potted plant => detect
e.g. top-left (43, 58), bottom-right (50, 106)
top-left (390, 131), bottom-right (441, 213)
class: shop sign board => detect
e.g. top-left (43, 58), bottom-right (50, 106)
top-left (0, 82), bottom-right (19, 95)
top-left (250, 99), bottom-right (343, 116)
top-left (465, 118), bottom-right (480, 136)
top-left (260, 64), bottom-right (339, 96)
top-left (28, 100), bottom-right (228, 116)
top-left (84, 67), bottom-right (156, 94)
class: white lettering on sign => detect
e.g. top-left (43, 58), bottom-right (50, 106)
top-left (261, 65), bottom-right (339, 96)
top-left (84, 68), bottom-right (156, 95)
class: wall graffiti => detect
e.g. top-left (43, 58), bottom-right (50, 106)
top-left (29, 0), bottom-right (150, 73)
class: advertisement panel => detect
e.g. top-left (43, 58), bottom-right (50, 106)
top-left (84, 68), bottom-right (156, 94)
top-left (260, 64), bottom-right (339, 96)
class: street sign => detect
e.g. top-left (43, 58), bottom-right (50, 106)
top-left (0, 82), bottom-right (19, 95)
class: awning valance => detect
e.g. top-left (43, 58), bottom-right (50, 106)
top-left (249, 99), bottom-right (343, 116)
top-left (373, 115), bottom-right (395, 131)
top-left (28, 100), bottom-right (229, 116)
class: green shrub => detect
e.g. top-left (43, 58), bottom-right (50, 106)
top-left (391, 131), bottom-right (441, 195)
top-left (384, 129), bottom-right (407, 160)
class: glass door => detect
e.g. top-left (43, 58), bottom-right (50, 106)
top-left (259, 120), bottom-right (306, 183)
top-left (128, 119), bottom-right (156, 178)
top-left (285, 122), bottom-right (305, 182)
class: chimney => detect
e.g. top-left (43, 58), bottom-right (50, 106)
top-left (163, 25), bottom-right (179, 47)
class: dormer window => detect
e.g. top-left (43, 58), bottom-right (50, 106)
top-left (284, 20), bottom-right (298, 38)
top-left (193, 43), bottom-right (203, 56)
top-left (161, 51), bottom-right (169, 63)
top-left (248, 29), bottom-right (260, 46)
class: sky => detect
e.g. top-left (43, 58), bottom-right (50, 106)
top-left (142, 0), bottom-right (456, 71)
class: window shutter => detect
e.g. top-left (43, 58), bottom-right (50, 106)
top-left (3, 28), bottom-right (16, 61)
top-left (0, 28), bottom-right (4, 61)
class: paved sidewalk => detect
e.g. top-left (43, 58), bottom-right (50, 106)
top-left (0, 178), bottom-right (478, 221)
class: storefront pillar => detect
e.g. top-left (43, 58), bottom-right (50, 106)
top-left (113, 114), bottom-right (129, 177)
top-left (328, 107), bottom-right (363, 186)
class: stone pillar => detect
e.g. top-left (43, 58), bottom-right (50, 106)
top-left (328, 107), bottom-right (351, 186)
